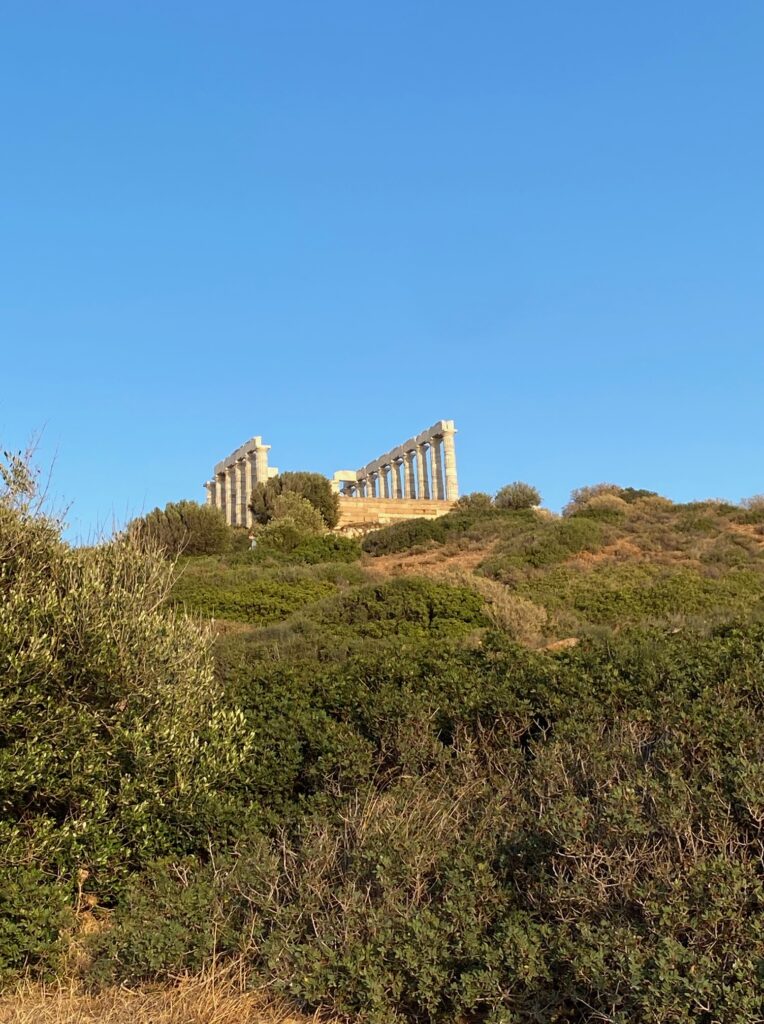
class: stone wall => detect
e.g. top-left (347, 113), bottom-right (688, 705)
top-left (336, 496), bottom-right (456, 534)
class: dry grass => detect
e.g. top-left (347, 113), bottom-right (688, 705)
top-left (367, 541), bottom-right (494, 581)
top-left (0, 965), bottom-right (333, 1024)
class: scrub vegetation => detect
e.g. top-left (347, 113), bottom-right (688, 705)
top-left (3, 456), bottom-right (764, 1023)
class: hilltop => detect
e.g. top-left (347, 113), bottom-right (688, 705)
top-left (172, 489), bottom-right (764, 651)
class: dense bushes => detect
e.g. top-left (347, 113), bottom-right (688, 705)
top-left (128, 500), bottom-right (233, 556)
top-left (7, 451), bottom-right (764, 1020)
top-left (171, 560), bottom-right (337, 623)
top-left (249, 471), bottom-right (340, 529)
top-left (0, 466), bottom-right (247, 978)
top-left (91, 628), bottom-right (764, 1022)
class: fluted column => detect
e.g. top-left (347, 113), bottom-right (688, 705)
top-left (441, 427), bottom-right (458, 500)
top-left (245, 452), bottom-right (258, 526)
top-left (255, 443), bottom-right (270, 483)
top-left (430, 436), bottom-right (444, 499)
top-left (205, 480), bottom-right (215, 506)
top-left (416, 444), bottom-right (430, 499)
top-left (216, 471), bottom-right (227, 521)
top-left (380, 464), bottom-right (391, 498)
top-left (225, 465), bottom-right (237, 525)
top-left (391, 459), bottom-right (402, 498)
top-left (237, 459), bottom-right (248, 526)
top-left (404, 451), bottom-right (417, 499)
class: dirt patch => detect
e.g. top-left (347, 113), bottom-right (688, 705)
top-left (366, 542), bottom-right (495, 582)
top-left (568, 540), bottom-right (645, 568)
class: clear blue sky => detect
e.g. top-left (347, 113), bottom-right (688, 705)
top-left (1, 2), bottom-right (762, 538)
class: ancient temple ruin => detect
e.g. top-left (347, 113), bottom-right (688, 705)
top-left (205, 419), bottom-right (458, 530)
top-left (204, 437), bottom-right (278, 528)
top-left (331, 419), bottom-right (458, 501)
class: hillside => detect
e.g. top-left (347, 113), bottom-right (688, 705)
top-left (4, 478), bottom-right (764, 1023)
top-left (173, 493), bottom-right (764, 650)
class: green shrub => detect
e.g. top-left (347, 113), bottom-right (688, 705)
top-left (172, 567), bottom-right (336, 624)
top-left (494, 481), bottom-right (541, 510)
top-left (361, 507), bottom-right (523, 557)
top-left (563, 482), bottom-right (622, 515)
top-left (0, 457), bottom-right (252, 972)
top-left (480, 516), bottom-right (605, 578)
top-left (249, 471), bottom-right (340, 529)
top-left (284, 534), bottom-right (361, 564)
top-left (270, 492), bottom-right (327, 533)
top-left (128, 500), bottom-right (233, 556)
top-left (362, 517), bottom-right (445, 555)
top-left (456, 491), bottom-right (494, 511)
top-left (314, 577), bottom-right (487, 637)
top-left (0, 867), bottom-right (71, 980)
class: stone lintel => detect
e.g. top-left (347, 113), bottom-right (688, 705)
top-left (214, 435), bottom-right (267, 475)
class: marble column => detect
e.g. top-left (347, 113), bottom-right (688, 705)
top-left (416, 444), bottom-right (430, 499)
top-left (441, 427), bottom-right (458, 500)
top-left (381, 464), bottom-right (391, 498)
top-left (225, 465), bottom-right (237, 525)
top-left (245, 452), bottom-right (258, 526)
top-left (404, 451), bottom-right (417, 499)
top-left (216, 471), bottom-right (227, 521)
top-left (430, 436), bottom-right (444, 500)
top-left (205, 480), bottom-right (215, 506)
top-left (237, 459), bottom-right (248, 526)
top-left (255, 443), bottom-right (270, 483)
top-left (391, 459), bottom-right (403, 498)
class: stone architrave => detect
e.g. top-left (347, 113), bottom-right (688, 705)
top-left (430, 436), bottom-right (444, 500)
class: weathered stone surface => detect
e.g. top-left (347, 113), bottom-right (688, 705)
top-left (335, 496), bottom-right (456, 534)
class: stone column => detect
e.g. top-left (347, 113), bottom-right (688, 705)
top-left (244, 452), bottom-right (258, 527)
top-left (430, 436), bottom-right (444, 500)
top-left (441, 427), bottom-right (458, 500)
top-left (380, 464), bottom-right (391, 498)
top-left (404, 451), bottom-right (417, 499)
top-left (225, 465), bottom-right (237, 525)
top-left (216, 471), bottom-right (227, 521)
top-left (416, 444), bottom-right (430, 499)
top-left (237, 459), bottom-right (249, 526)
top-left (205, 480), bottom-right (215, 506)
top-left (391, 459), bottom-right (403, 498)
top-left (254, 443), bottom-right (270, 483)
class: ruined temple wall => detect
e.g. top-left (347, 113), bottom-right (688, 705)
top-left (335, 496), bottom-right (456, 534)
